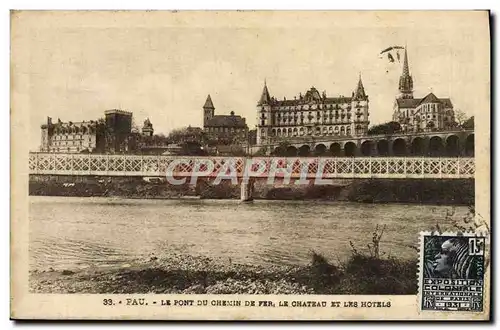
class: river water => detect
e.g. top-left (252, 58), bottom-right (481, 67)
top-left (29, 196), bottom-right (467, 271)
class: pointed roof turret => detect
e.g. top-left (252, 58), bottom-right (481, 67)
top-left (203, 94), bottom-right (215, 109)
top-left (353, 73), bottom-right (367, 100)
top-left (257, 80), bottom-right (271, 105)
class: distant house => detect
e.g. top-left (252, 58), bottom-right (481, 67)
top-left (202, 94), bottom-right (249, 145)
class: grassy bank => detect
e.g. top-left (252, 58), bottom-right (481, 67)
top-left (30, 175), bottom-right (474, 205)
top-left (30, 252), bottom-right (417, 295)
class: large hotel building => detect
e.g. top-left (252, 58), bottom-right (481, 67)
top-left (256, 76), bottom-right (370, 145)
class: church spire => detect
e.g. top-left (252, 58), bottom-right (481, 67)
top-left (203, 94), bottom-right (214, 109)
top-left (353, 73), bottom-right (367, 100)
top-left (203, 94), bottom-right (215, 128)
top-left (398, 47), bottom-right (414, 99)
top-left (402, 46), bottom-right (410, 76)
top-left (257, 80), bottom-right (271, 105)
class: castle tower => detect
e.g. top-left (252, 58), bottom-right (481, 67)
top-left (257, 80), bottom-right (271, 106)
top-left (353, 73), bottom-right (367, 100)
top-left (256, 80), bottom-right (272, 145)
top-left (351, 74), bottom-right (370, 136)
top-left (142, 118), bottom-right (154, 136)
top-left (203, 94), bottom-right (215, 128)
top-left (398, 47), bottom-right (414, 99)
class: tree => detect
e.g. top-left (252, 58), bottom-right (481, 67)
top-left (131, 118), bottom-right (140, 132)
top-left (454, 109), bottom-right (468, 127)
top-left (228, 145), bottom-right (246, 156)
top-left (462, 116), bottom-right (474, 130)
top-left (254, 146), bottom-right (268, 156)
top-left (167, 126), bottom-right (204, 144)
top-left (271, 140), bottom-right (292, 156)
top-left (368, 121), bottom-right (402, 135)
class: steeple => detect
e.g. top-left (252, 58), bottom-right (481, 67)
top-left (203, 94), bottom-right (215, 109)
top-left (353, 73), bottom-right (367, 100)
top-left (398, 47), bottom-right (414, 99)
top-left (402, 46), bottom-right (410, 76)
top-left (257, 80), bottom-right (271, 106)
top-left (203, 94), bottom-right (215, 128)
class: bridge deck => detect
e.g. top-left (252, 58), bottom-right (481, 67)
top-left (28, 153), bottom-right (475, 179)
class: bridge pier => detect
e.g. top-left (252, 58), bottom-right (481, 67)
top-left (240, 178), bottom-right (254, 202)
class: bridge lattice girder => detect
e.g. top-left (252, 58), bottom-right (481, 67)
top-left (29, 153), bottom-right (475, 179)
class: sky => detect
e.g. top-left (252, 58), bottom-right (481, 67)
top-left (11, 11), bottom-right (489, 151)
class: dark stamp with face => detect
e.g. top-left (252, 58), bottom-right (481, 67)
top-left (420, 233), bottom-right (485, 312)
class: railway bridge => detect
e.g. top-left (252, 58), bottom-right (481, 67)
top-left (29, 152), bottom-right (475, 201)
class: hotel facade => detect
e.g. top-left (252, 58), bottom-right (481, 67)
top-left (256, 77), bottom-right (370, 146)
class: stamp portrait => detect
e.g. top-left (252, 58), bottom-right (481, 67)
top-left (420, 233), bottom-right (486, 312)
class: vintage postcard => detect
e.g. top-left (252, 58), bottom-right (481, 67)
top-left (10, 10), bottom-right (490, 320)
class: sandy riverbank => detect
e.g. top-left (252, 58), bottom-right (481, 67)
top-left (30, 252), bottom-right (417, 295)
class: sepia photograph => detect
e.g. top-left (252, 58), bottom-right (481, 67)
top-left (10, 10), bottom-right (490, 320)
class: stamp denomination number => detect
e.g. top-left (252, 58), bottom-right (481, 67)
top-left (468, 238), bottom-right (484, 256)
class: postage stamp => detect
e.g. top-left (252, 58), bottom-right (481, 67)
top-left (419, 232), bottom-right (486, 312)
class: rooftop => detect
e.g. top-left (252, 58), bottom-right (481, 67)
top-left (105, 109), bottom-right (133, 116)
top-left (205, 114), bottom-right (247, 128)
top-left (396, 94), bottom-right (453, 108)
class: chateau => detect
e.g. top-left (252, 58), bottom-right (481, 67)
top-left (255, 77), bottom-right (370, 145)
top-left (40, 117), bottom-right (104, 153)
top-left (40, 109), bottom-right (151, 154)
top-left (392, 48), bottom-right (456, 132)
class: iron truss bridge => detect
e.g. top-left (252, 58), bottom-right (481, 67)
top-left (28, 153), bottom-right (475, 179)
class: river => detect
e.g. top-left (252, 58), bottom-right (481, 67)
top-left (29, 196), bottom-right (467, 271)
